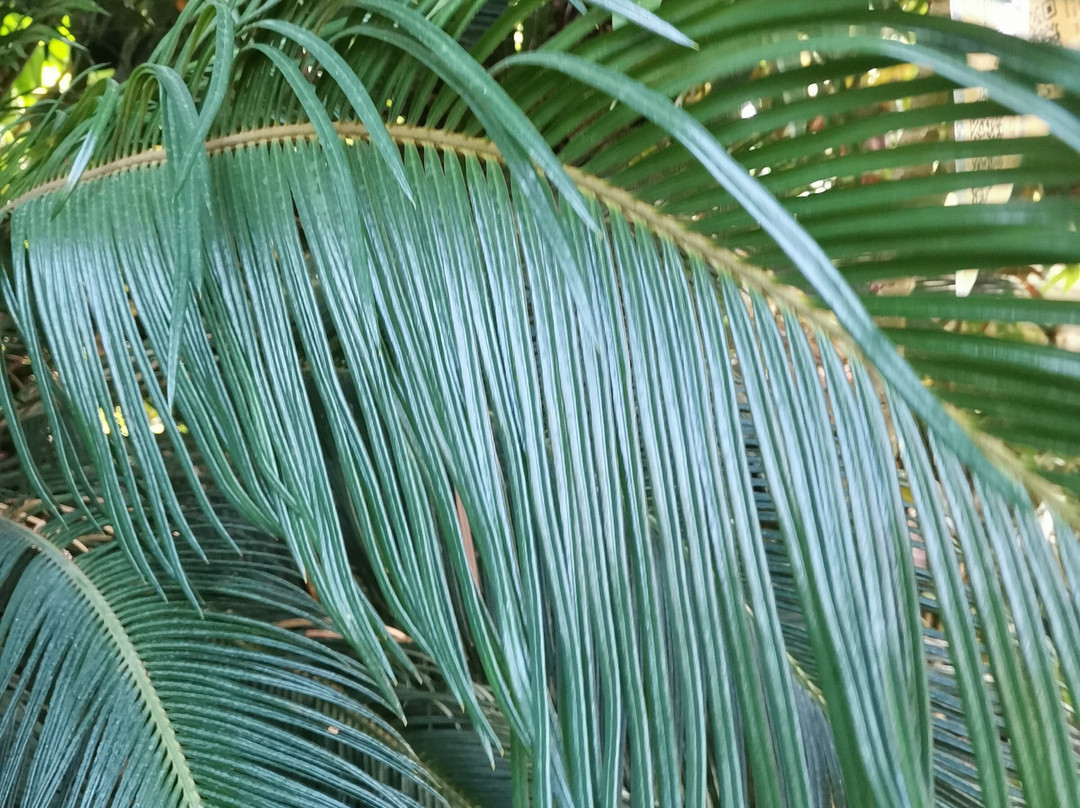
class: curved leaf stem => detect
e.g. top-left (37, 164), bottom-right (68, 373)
top-left (1, 521), bottom-right (203, 808)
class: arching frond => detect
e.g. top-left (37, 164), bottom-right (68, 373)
top-left (484, 0), bottom-right (1080, 493)
top-left (0, 516), bottom-right (436, 807)
top-left (5, 130), bottom-right (1079, 804)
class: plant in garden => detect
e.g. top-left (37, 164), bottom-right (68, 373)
top-left (1, 0), bottom-right (1079, 806)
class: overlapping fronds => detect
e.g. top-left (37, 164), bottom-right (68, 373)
top-left (9, 0), bottom-right (1079, 491)
top-left (1, 1), bottom-right (1079, 807)
top-left (484, 0), bottom-right (1080, 492)
top-left (5, 132), bottom-right (1079, 805)
top-left (0, 515), bottom-right (434, 808)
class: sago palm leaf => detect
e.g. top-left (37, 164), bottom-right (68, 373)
top-left (457, 0), bottom-right (1080, 493)
top-left (0, 1), bottom-right (1079, 807)
top-left (0, 514), bottom-right (435, 808)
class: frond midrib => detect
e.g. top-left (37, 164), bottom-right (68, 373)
top-left (1, 121), bottom-right (838, 336)
top-left (8, 525), bottom-right (203, 807)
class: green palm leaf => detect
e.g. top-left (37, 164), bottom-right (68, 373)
top-left (0, 515), bottom-right (433, 808)
top-left (482, 0), bottom-right (1080, 494)
top-left (1, 1), bottom-right (1079, 806)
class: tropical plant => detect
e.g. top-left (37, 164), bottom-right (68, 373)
top-left (1, 0), bottom-right (1079, 806)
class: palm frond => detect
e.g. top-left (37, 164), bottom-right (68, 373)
top-left (0, 515), bottom-right (435, 808)
top-left (482, 0), bottom-right (1080, 494)
top-left (6, 133), bottom-right (1079, 804)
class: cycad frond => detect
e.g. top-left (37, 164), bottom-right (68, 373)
top-left (488, 0), bottom-right (1080, 491)
top-left (0, 516), bottom-right (433, 808)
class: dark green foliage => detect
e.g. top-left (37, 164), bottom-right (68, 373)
top-left (0, 1), bottom-right (1078, 806)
